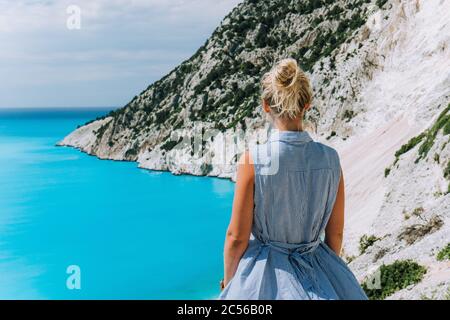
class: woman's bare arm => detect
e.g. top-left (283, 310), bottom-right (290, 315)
top-left (223, 151), bottom-right (254, 287)
top-left (325, 170), bottom-right (345, 256)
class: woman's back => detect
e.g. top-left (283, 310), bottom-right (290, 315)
top-left (251, 130), bottom-right (341, 245)
top-left (220, 130), bottom-right (367, 300)
top-left (220, 58), bottom-right (367, 300)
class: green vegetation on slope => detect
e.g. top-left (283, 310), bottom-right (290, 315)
top-left (385, 103), bottom-right (450, 176)
top-left (445, 161), bottom-right (450, 194)
top-left (295, 4), bottom-right (369, 71)
top-left (437, 243), bottom-right (450, 261)
top-left (397, 215), bottom-right (443, 245)
top-left (417, 104), bottom-right (450, 160)
top-left (359, 234), bottom-right (380, 254)
top-left (362, 260), bottom-right (427, 300)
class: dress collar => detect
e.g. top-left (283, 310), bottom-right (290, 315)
top-left (269, 129), bottom-right (313, 143)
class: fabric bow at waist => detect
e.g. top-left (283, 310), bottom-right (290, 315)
top-left (256, 237), bottom-right (323, 298)
top-left (259, 238), bottom-right (321, 255)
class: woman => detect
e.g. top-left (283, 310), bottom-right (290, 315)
top-left (219, 58), bottom-right (367, 300)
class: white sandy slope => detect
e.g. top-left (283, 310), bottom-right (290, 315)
top-left (329, 0), bottom-right (450, 299)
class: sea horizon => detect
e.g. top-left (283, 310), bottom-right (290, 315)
top-left (0, 106), bottom-right (120, 111)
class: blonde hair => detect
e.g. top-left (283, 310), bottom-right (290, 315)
top-left (261, 58), bottom-right (313, 119)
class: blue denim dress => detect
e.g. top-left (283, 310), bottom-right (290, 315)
top-left (219, 130), bottom-right (367, 300)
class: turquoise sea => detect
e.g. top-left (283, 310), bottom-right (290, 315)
top-left (0, 108), bottom-right (234, 299)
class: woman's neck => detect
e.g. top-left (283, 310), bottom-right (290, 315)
top-left (273, 116), bottom-right (304, 132)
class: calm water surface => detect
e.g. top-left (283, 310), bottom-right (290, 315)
top-left (0, 108), bottom-right (234, 299)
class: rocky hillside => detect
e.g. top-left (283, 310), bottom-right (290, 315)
top-left (60, 0), bottom-right (450, 299)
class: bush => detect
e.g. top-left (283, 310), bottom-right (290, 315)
top-left (193, 62), bottom-right (234, 95)
top-left (434, 153), bottom-right (440, 163)
top-left (255, 24), bottom-right (269, 48)
top-left (359, 235), bottom-right (380, 254)
top-left (398, 215), bottom-right (443, 245)
top-left (417, 104), bottom-right (450, 159)
top-left (394, 133), bottom-right (425, 159)
top-left (411, 207), bottom-right (424, 217)
top-left (444, 161), bottom-right (450, 179)
top-left (298, 8), bottom-right (369, 72)
top-left (444, 119), bottom-right (450, 135)
top-left (373, 248), bottom-right (389, 262)
top-left (349, 12), bottom-right (365, 30)
top-left (239, 61), bottom-right (258, 75)
top-left (326, 131), bottom-right (336, 140)
top-left (391, 104), bottom-right (450, 166)
top-left (343, 110), bottom-right (355, 122)
top-left (327, 5), bottom-right (343, 19)
top-left (200, 163), bottom-right (214, 175)
top-left (124, 141), bottom-right (140, 159)
top-left (160, 137), bottom-right (183, 152)
top-left (376, 0), bottom-right (388, 8)
top-left (362, 260), bottom-right (427, 300)
top-left (154, 109), bottom-right (171, 124)
top-left (94, 123), bottom-right (109, 140)
top-left (437, 243), bottom-right (450, 261)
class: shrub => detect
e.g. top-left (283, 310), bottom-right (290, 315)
top-left (391, 103), bottom-right (450, 165)
top-left (359, 235), bottom-right (380, 254)
top-left (398, 215), bottom-right (443, 245)
top-left (255, 24), bottom-right (269, 48)
top-left (434, 153), bottom-right (440, 163)
top-left (297, 0), bottom-right (326, 15)
top-left (298, 9), bottom-right (369, 72)
top-left (343, 110), bottom-right (355, 122)
top-left (124, 141), bottom-right (140, 159)
top-left (94, 123), bottom-right (109, 140)
top-left (345, 255), bottom-right (356, 263)
top-left (154, 109), bottom-right (171, 124)
top-left (193, 63), bottom-right (231, 95)
top-left (362, 260), bottom-right (427, 300)
top-left (373, 248), bottom-right (389, 262)
top-left (327, 5), bottom-right (343, 19)
top-left (160, 137), bottom-right (183, 152)
top-left (417, 104), bottom-right (450, 159)
top-left (384, 167), bottom-right (391, 177)
top-left (200, 163), bottom-right (214, 176)
top-left (444, 161), bottom-right (450, 179)
top-left (394, 133), bottom-right (425, 159)
top-left (437, 243), bottom-right (450, 261)
top-left (312, 15), bottom-right (323, 27)
top-left (239, 61), bottom-right (258, 75)
top-left (349, 12), bottom-right (365, 30)
top-left (411, 207), bottom-right (424, 217)
top-left (376, 0), bottom-right (388, 9)
top-left (444, 119), bottom-right (450, 135)
top-left (326, 131), bottom-right (336, 140)
top-left (83, 115), bottom-right (109, 127)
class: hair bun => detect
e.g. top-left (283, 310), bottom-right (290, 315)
top-left (273, 58), bottom-right (299, 89)
top-left (261, 58), bottom-right (313, 119)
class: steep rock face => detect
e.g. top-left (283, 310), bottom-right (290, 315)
top-left (60, 0), bottom-right (450, 299)
top-left (61, 0), bottom-right (380, 178)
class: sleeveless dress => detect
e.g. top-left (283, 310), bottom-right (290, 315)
top-left (219, 130), bottom-right (367, 300)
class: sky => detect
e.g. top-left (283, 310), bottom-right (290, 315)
top-left (0, 0), bottom-right (243, 108)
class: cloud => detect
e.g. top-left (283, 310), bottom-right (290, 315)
top-left (0, 0), bottom-right (241, 32)
top-left (0, 0), bottom-right (243, 107)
